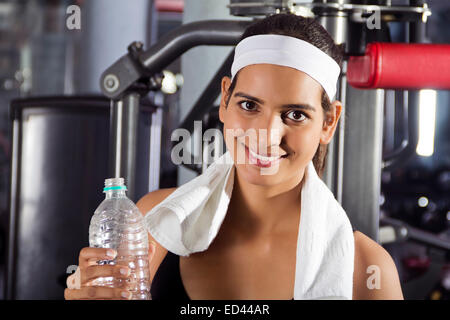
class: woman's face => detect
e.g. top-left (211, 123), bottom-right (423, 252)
top-left (219, 63), bottom-right (341, 186)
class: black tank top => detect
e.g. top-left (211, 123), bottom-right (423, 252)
top-left (150, 251), bottom-right (295, 300)
top-left (151, 251), bottom-right (191, 300)
top-left (151, 229), bottom-right (357, 300)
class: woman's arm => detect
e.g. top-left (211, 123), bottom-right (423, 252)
top-left (352, 231), bottom-right (404, 300)
top-left (136, 187), bottom-right (177, 282)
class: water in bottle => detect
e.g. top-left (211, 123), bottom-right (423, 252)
top-left (89, 177), bottom-right (151, 300)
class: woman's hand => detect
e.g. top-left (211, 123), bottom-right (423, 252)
top-left (64, 247), bottom-right (134, 300)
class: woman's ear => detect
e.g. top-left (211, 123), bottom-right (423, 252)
top-left (320, 100), bottom-right (343, 144)
top-left (219, 76), bottom-right (231, 124)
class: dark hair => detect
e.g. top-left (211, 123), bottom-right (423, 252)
top-left (225, 13), bottom-right (344, 177)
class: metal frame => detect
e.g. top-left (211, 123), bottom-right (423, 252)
top-left (6, 113), bottom-right (21, 301)
top-left (100, 19), bottom-right (252, 196)
top-left (6, 97), bottom-right (110, 300)
top-left (149, 107), bottom-right (163, 191)
top-left (177, 49), bottom-right (236, 174)
top-left (380, 216), bottom-right (450, 252)
top-left (382, 6), bottom-right (426, 170)
top-left (296, 1), bottom-right (431, 23)
top-left (5, 96), bottom-right (156, 299)
top-left (318, 0), bottom-right (431, 241)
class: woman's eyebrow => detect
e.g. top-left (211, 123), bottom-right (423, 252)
top-left (234, 91), bottom-right (316, 112)
top-left (234, 92), bottom-right (265, 104)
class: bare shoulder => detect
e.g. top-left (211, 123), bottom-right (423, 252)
top-left (136, 187), bottom-right (177, 282)
top-left (137, 187), bottom-right (178, 213)
top-left (352, 231), bottom-right (404, 300)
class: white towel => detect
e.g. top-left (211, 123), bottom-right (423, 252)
top-left (144, 151), bottom-right (355, 300)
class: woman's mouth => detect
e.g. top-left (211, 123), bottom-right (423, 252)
top-left (242, 144), bottom-right (288, 168)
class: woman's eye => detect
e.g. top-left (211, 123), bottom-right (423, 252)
top-left (238, 100), bottom-right (257, 111)
top-left (285, 110), bottom-right (306, 122)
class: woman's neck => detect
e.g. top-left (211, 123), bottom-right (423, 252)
top-left (227, 167), bottom-right (305, 236)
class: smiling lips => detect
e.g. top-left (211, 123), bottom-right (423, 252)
top-left (241, 144), bottom-right (288, 168)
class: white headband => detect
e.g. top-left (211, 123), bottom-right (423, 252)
top-left (231, 34), bottom-right (341, 101)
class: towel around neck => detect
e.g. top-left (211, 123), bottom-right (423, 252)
top-left (144, 151), bottom-right (354, 299)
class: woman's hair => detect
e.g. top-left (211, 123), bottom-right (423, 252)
top-left (225, 13), bottom-right (345, 177)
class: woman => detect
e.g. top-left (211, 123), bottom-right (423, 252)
top-left (65, 13), bottom-right (404, 300)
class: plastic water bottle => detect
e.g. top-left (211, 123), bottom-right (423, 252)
top-left (89, 178), bottom-right (151, 300)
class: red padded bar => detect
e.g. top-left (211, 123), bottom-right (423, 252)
top-left (347, 42), bottom-right (450, 90)
top-left (155, 0), bottom-right (184, 12)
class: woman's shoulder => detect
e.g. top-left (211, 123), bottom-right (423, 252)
top-left (136, 187), bottom-right (178, 281)
top-left (352, 231), bottom-right (404, 299)
top-left (137, 187), bottom-right (178, 212)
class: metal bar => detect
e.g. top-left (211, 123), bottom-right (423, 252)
top-left (304, 1), bottom-right (431, 22)
top-left (5, 119), bottom-right (20, 300)
top-left (316, 2), bottom-right (349, 194)
top-left (139, 19), bottom-right (251, 74)
top-left (101, 20), bottom-right (251, 100)
top-left (336, 60), bottom-right (347, 204)
top-left (342, 88), bottom-right (385, 241)
top-left (179, 49), bottom-right (235, 134)
top-left (382, 90), bottom-right (419, 170)
top-left (149, 107), bottom-right (163, 192)
top-left (109, 92), bottom-right (141, 201)
top-left (177, 49), bottom-right (236, 173)
top-left (382, 1), bottom-right (425, 170)
top-left (324, 131), bottom-right (335, 190)
top-left (380, 216), bottom-right (450, 252)
top-left (103, 20), bottom-right (251, 183)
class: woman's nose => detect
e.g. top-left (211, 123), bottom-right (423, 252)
top-left (255, 114), bottom-right (284, 152)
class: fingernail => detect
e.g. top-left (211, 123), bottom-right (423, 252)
top-left (106, 249), bottom-right (116, 258)
top-left (120, 267), bottom-right (129, 275)
top-left (121, 291), bottom-right (131, 299)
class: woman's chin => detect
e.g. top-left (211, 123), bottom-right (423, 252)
top-left (234, 162), bottom-right (282, 186)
